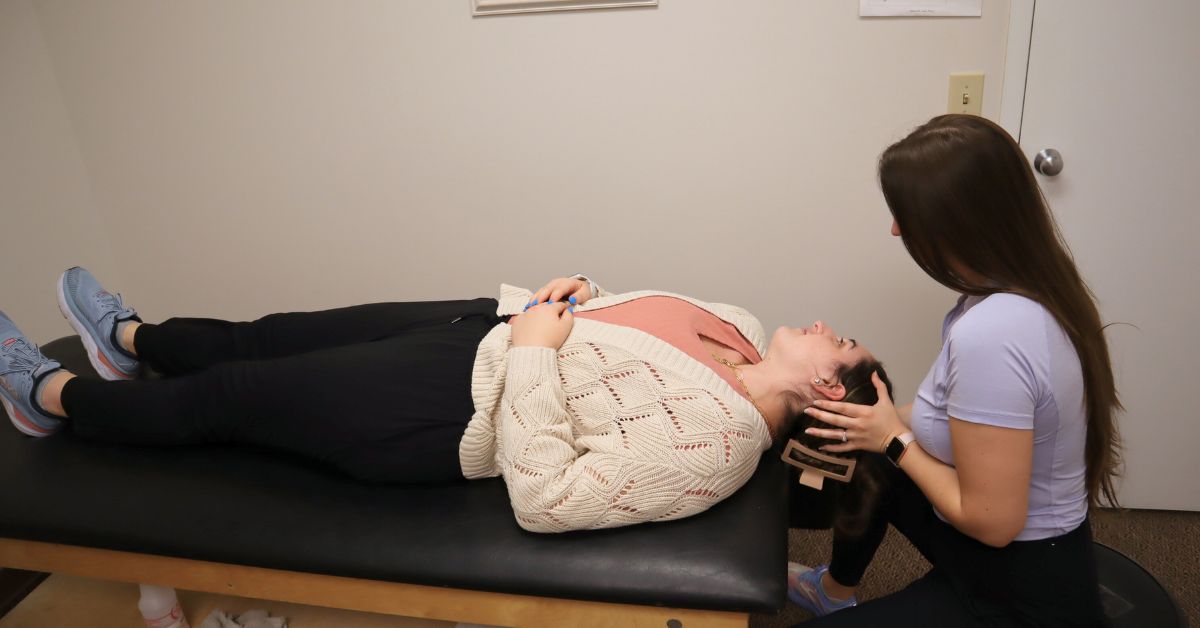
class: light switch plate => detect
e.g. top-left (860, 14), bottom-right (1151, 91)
top-left (948, 72), bottom-right (985, 116)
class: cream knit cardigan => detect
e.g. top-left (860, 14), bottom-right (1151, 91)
top-left (459, 282), bottom-right (774, 533)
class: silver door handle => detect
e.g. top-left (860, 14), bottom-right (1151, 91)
top-left (1034, 148), bottom-right (1064, 176)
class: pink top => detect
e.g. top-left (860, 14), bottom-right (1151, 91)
top-left (575, 296), bottom-right (762, 399)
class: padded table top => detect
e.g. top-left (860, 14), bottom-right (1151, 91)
top-left (0, 337), bottom-right (787, 613)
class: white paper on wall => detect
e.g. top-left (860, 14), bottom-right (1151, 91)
top-left (859, 0), bottom-right (982, 17)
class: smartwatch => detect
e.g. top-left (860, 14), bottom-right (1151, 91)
top-left (885, 431), bottom-right (916, 467)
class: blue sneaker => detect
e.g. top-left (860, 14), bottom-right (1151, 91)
top-left (57, 267), bottom-right (140, 381)
top-left (788, 562), bottom-right (857, 617)
top-left (0, 312), bottom-right (65, 437)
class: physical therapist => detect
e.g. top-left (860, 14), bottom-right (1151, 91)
top-left (789, 114), bottom-right (1116, 627)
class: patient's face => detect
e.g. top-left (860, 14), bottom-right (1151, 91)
top-left (767, 321), bottom-right (873, 397)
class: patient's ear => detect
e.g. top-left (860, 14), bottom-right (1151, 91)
top-left (814, 381), bottom-right (846, 401)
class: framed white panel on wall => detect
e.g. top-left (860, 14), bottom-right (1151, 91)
top-left (859, 0), bottom-right (982, 17)
top-left (473, 0), bottom-right (657, 17)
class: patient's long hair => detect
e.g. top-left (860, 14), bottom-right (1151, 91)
top-left (779, 359), bottom-right (894, 538)
top-left (879, 114), bottom-right (1122, 508)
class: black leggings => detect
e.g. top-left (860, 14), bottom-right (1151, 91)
top-left (60, 298), bottom-right (502, 483)
top-left (802, 463), bottom-right (1103, 628)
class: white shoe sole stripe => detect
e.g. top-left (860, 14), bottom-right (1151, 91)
top-left (1, 391), bottom-right (56, 437)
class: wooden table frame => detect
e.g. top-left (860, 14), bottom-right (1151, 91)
top-left (0, 538), bottom-right (747, 627)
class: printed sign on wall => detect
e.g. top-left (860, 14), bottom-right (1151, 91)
top-left (859, 0), bottom-right (982, 17)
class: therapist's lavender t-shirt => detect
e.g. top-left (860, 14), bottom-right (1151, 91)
top-left (910, 293), bottom-right (1088, 541)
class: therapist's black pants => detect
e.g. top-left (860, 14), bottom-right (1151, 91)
top-left (60, 298), bottom-right (502, 483)
top-left (800, 463), bottom-right (1104, 628)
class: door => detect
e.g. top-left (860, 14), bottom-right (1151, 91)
top-left (1017, 1), bottom-right (1200, 509)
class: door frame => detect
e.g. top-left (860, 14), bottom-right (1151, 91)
top-left (999, 0), bottom-right (1035, 140)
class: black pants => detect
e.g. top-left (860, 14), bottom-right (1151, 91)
top-left (60, 298), bottom-right (502, 483)
top-left (801, 463), bottom-right (1104, 628)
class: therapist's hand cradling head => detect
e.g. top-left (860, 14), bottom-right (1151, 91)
top-left (801, 372), bottom-right (904, 455)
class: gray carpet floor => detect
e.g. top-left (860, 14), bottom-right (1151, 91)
top-left (752, 508), bottom-right (1197, 627)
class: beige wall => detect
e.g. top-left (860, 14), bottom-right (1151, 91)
top-left (16, 0), bottom-right (1012, 399)
top-left (0, 0), bottom-right (120, 344)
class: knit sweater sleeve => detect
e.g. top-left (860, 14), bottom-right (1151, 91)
top-left (569, 274), bottom-right (611, 299)
top-left (498, 346), bottom-right (761, 533)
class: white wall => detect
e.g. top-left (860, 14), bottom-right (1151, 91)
top-left (0, 0), bottom-right (120, 344)
top-left (18, 0), bottom-right (1013, 400)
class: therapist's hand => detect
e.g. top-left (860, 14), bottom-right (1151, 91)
top-left (529, 277), bottom-right (592, 308)
top-left (801, 372), bottom-right (906, 454)
top-left (511, 301), bottom-right (575, 350)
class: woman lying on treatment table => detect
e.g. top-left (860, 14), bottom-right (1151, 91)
top-left (0, 270), bottom-right (890, 533)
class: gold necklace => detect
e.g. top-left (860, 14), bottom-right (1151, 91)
top-left (712, 355), bottom-right (776, 440)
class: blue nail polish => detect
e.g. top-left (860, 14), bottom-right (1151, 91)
top-left (569, 307), bottom-right (575, 313)
top-left (569, 296), bottom-right (577, 304)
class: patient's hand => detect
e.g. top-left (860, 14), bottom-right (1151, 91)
top-left (511, 301), bottom-right (575, 350)
top-left (530, 277), bottom-right (592, 307)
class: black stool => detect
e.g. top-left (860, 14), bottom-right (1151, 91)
top-left (1095, 542), bottom-right (1187, 627)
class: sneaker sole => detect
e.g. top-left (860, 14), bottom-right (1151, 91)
top-left (786, 567), bottom-right (856, 616)
top-left (0, 389), bottom-right (58, 437)
top-left (57, 271), bottom-right (135, 382)
top-left (787, 564), bottom-right (816, 610)
top-left (787, 575), bottom-right (821, 612)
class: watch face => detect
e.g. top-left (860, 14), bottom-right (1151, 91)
top-left (885, 437), bottom-right (906, 463)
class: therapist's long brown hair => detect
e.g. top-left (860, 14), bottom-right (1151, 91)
top-left (878, 114), bottom-right (1122, 508)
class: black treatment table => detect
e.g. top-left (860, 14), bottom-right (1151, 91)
top-left (0, 337), bottom-right (791, 627)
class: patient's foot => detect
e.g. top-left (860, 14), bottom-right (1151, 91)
top-left (58, 266), bottom-right (140, 380)
top-left (787, 562), bottom-right (858, 617)
top-left (0, 311), bottom-right (65, 437)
